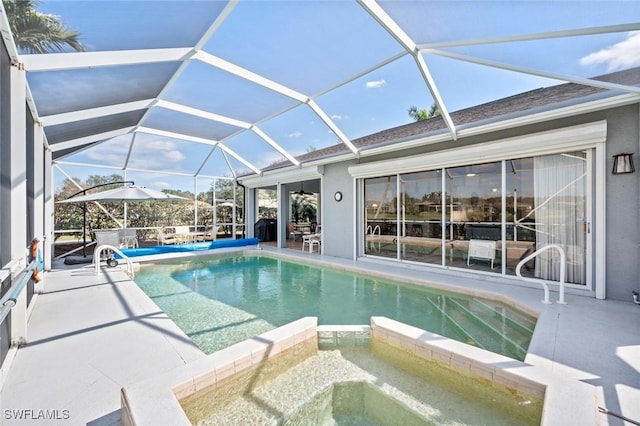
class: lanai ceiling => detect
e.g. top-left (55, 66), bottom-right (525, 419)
top-left (3, 1), bottom-right (640, 188)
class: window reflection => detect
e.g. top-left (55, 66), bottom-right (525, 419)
top-left (364, 176), bottom-right (397, 258)
top-left (361, 151), bottom-right (588, 286)
top-left (399, 171), bottom-right (443, 263)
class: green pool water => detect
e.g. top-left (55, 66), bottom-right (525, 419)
top-left (134, 254), bottom-right (535, 359)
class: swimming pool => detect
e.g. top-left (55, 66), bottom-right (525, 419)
top-left (133, 254), bottom-right (536, 360)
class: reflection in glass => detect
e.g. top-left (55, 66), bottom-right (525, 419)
top-left (399, 171), bottom-right (443, 263)
top-left (361, 151), bottom-right (588, 286)
top-left (364, 176), bottom-right (397, 258)
top-left (445, 162), bottom-right (502, 269)
top-left (532, 152), bottom-right (587, 284)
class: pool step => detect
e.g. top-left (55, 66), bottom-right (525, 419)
top-left (444, 298), bottom-right (528, 359)
top-left (423, 297), bottom-right (489, 351)
top-left (468, 299), bottom-right (536, 334)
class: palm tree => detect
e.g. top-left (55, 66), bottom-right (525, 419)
top-left (408, 102), bottom-right (441, 121)
top-left (291, 194), bottom-right (317, 223)
top-left (3, 0), bottom-right (84, 53)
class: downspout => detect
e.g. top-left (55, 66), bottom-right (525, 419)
top-left (236, 181), bottom-right (246, 239)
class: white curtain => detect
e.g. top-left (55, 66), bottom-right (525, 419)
top-left (533, 153), bottom-right (586, 284)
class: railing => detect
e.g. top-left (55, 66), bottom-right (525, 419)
top-left (516, 244), bottom-right (566, 305)
top-left (0, 260), bottom-right (37, 325)
top-left (93, 245), bottom-right (134, 279)
top-left (366, 225), bottom-right (381, 238)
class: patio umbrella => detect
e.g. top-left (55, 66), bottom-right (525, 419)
top-left (57, 185), bottom-right (189, 257)
top-left (57, 185), bottom-right (188, 203)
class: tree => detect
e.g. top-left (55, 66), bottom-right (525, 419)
top-left (408, 103), bottom-right (441, 122)
top-left (3, 0), bottom-right (84, 53)
top-left (291, 194), bottom-right (317, 223)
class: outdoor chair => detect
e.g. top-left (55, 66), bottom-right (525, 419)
top-left (467, 239), bottom-right (496, 269)
top-left (94, 230), bottom-right (123, 267)
top-left (302, 231), bottom-right (321, 253)
top-left (157, 227), bottom-right (186, 245)
top-left (202, 225), bottom-right (219, 241)
top-left (288, 222), bottom-right (302, 241)
top-left (118, 228), bottom-right (138, 248)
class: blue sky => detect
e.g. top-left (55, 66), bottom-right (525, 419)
top-left (34, 1), bottom-right (640, 193)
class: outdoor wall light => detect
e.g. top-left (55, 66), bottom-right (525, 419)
top-left (612, 153), bottom-right (634, 174)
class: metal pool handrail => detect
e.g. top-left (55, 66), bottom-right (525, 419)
top-left (0, 260), bottom-right (37, 325)
top-left (366, 225), bottom-right (381, 237)
top-left (94, 245), bottom-right (134, 278)
top-left (516, 244), bottom-right (566, 305)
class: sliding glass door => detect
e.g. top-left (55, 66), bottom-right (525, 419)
top-left (362, 150), bottom-right (590, 286)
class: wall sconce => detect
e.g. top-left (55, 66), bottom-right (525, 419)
top-left (612, 153), bottom-right (634, 174)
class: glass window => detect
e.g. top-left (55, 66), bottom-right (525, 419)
top-left (505, 158), bottom-right (536, 277)
top-left (364, 176), bottom-right (397, 259)
top-left (531, 152), bottom-right (587, 285)
top-left (399, 170), bottom-right (443, 264)
top-left (360, 151), bottom-right (588, 286)
top-left (445, 162), bottom-right (502, 271)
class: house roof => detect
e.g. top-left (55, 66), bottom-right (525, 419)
top-left (266, 66), bottom-right (640, 171)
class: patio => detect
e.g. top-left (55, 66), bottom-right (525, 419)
top-left (0, 2), bottom-right (639, 426)
top-left (1, 249), bottom-right (638, 425)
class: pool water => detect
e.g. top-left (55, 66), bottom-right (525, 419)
top-left (134, 254), bottom-right (535, 359)
top-left (180, 344), bottom-right (542, 425)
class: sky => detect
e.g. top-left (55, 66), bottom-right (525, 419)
top-left (29, 1), bottom-right (640, 194)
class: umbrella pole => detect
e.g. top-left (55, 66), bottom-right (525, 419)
top-left (83, 202), bottom-right (87, 257)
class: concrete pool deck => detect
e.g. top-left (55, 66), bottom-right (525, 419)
top-left (1, 247), bottom-right (639, 425)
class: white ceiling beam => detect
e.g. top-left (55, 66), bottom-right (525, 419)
top-left (49, 127), bottom-right (135, 152)
top-left (136, 126), bottom-right (260, 174)
top-left (0, 2), bottom-right (20, 65)
top-left (22, 47), bottom-right (193, 72)
top-left (194, 0), bottom-right (239, 50)
top-left (219, 150), bottom-right (238, 179)
top-left (135, 0), bottom-right (237, 132)
top-left (40, 99), bottom-right (155, 127)
top-left (54, 160), bottom-right (124, 171)
top-left (357, 0), bottom-right (415, 52)
top-left (216, 143), bottom-right (262, 175)
top-left (357, 0), bottom-right (457, 139)
top-left (417, 23), bottom-right (640, 50)
top-left (194, 51), bottom-right (362, 161)
top-left (251, 126), bottom-right (300, 167)
top-left (155, 100), bottom-right (251, 129)
top-left (194, 51), bottom-right (308, 103)
top-left (193, 146), bottom-right (217, 177)
top-left (425, 48), bottom-right (640, 95)
top-left (136, 126), bottom-right (219, 146)
top-left (123, 132), bottom-right (137, 170)
top-left (413, 54), bottom-right (457, 139)
top-left (306, 100), bottom-right (359, 155)
top-left (312, 51), bottom-right (408, 98)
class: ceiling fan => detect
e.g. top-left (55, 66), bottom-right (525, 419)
top-left (298, 182), bottom-right (311, 196)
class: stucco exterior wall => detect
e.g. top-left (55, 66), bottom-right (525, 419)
top-left (320, 105), bottom-right (640, 302)
top-left (603, 105), bottom-right (639, 301)
top-left (321, 161), bottom-right (357, 259)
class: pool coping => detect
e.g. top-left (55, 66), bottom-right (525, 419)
top-left (120, 316), bottom-right (596, 426)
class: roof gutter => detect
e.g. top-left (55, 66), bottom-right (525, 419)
top-left (237, 91), bottom-right (640, 186)
top-left (363, 92), bottom-right (640, 158)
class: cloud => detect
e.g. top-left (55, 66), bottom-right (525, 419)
top-left (580, 32), bottom-right (640, 71)
top-left (151, 181), bottom-right (172, 189)
top-left (288, 131), bottom-right (303, 138)
top-left (331, 114), bottom-right (350, 121)
top-left (145, 140), bottom-right (179, 151)
top-left (365, 79), bottom-right (387, 89)
top-left (163, 150), bottom-right (186, 162)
